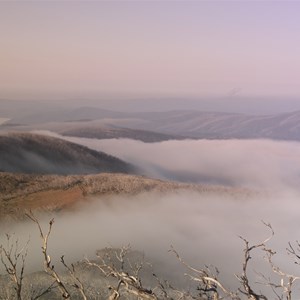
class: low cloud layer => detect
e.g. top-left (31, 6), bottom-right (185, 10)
top-left (3, 189), bottom-right (300, 294)
top-left (3, 133), bottom-right (300, 295)
top-left (54, 134), bottom-right (300, 191)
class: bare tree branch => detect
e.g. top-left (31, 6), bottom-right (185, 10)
top-left (0, 234), bottom-right (29, 300)
top-left (26, 211), bottom-right (70, 299)
top-left (170, 245), bottom-right (238, 300)
top-left (234, 221), bottom-right (274, 300)
top-left (86, 246), bottom-right (157, 299)
top-left (60, 255), bottom-right (88, 300)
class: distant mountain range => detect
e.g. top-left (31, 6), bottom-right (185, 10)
top-left (60, 126), bottom-right (184, 142)
top-left (126, 110), bottom-right (300, 140)
top-left (3, 106), bottom-right (300, 141)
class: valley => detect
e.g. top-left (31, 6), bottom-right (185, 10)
top-left (2, 1), bottom-right (300, 298)
top-left (2, 105), bottom-right (300, 299)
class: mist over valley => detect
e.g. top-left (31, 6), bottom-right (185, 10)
top-left (2, 116), bottom-right (300, 298)
top-left (2, 1), bottom-right (300, 296)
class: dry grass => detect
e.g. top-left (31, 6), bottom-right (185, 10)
top-left (0, 172), bottom-right (253, 220)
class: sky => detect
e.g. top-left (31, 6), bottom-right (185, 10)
top-left (1, 1), bottom-right (300, 101)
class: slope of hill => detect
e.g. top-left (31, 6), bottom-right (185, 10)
top-left (0, 132), bottom-right (135, 175)
top-left (0, 172), bottom-right (252, 220)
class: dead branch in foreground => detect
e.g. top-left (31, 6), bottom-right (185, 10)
top-left (3, 215), bottom-right (300, 299)
top-left (60, 255), bottom-right (88, 300)
top-left (0, 234), bottom-right (29, 300)
top-left (235, 222), bottom-right (274, 300)
top-left (85, 246), bottom-right (158, 299)
top-left (169, 222), bottom-right (300, 300)
top-left (26, 212), bottom-right (71, 299)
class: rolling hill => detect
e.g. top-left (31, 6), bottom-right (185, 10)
top-left (59, 125), bottom-right (184, 142)
top-left (0, 172), bottom-right (252, 220)
top-left (0, 132), bottom-right (135, 175)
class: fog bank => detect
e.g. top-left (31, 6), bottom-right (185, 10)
top-left (3, 133), bottom-right (300, 294)
top-left (2, 189), bottom-right (300, 293)
top-left (49, 133), bottom-right (300, 192)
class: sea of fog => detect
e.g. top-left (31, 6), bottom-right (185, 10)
top-left (36, 130), bottom-right (300, 191)
top-left (3, 132), bottom-right (300, 295)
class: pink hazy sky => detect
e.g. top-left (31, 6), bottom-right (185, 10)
top-left (1, 1), bottom-right (300, 99)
